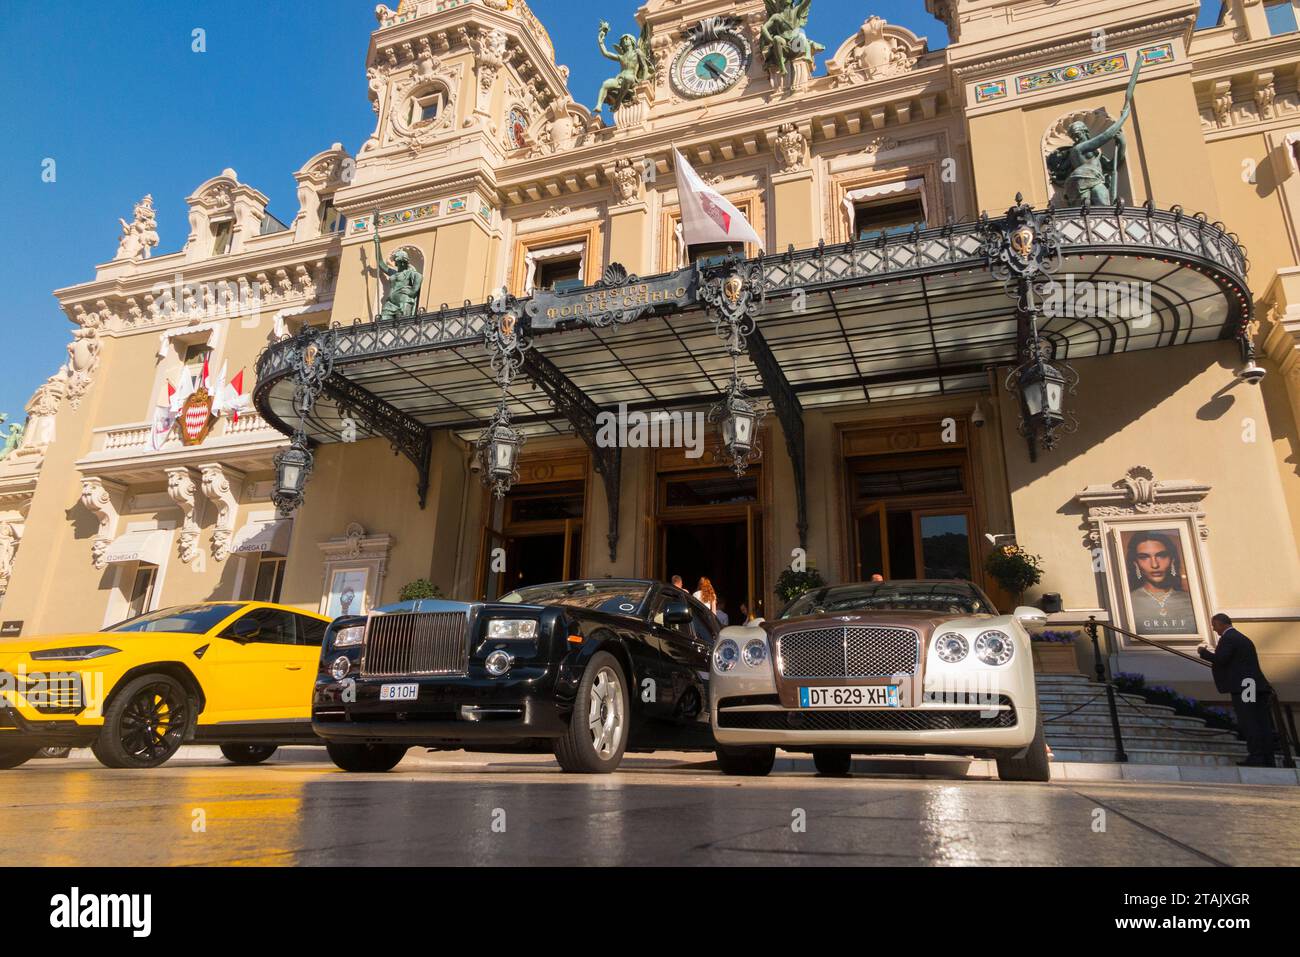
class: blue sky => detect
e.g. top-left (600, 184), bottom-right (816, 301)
top-left (0, 1), bottom-right (1220, 422)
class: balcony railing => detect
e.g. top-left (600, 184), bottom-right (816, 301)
top-left (94, 411), bottom-right (276, 456)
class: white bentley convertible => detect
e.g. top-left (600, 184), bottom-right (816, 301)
top-left (709, 580), bottom-right (1050, 781)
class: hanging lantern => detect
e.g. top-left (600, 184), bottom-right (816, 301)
top-left (476, 406), bottom-right (524, 497)
top-left (1017, 358), bottom-right (1066, 428)
top-left (272, 433), bottom-right (314, 517)
top-left (721, 390), bottom-right (757, 457)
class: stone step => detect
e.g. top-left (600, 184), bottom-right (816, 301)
top-left (1046, 732), bottom-right (1246, 754)
top-left (1048, 746), bottom-right (1249, 767)
top-left (1037, 690), bottom-right (1153, 707)
top-left (1044, 716), bottom-right (1240, 738)
top-left (1034, 673), bottom-right (1099, 685)
top-left (1041, 710), bottom-right (1221, 731)
top-left (1040, 700), bottom-right (1180, 718)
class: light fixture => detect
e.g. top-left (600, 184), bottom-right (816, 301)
top-left (272, 431), bottom-right (314, 517)
top-left (475, 403), bottom-right (524, 498)
top-left (710, 362), bottom-right (764, 477)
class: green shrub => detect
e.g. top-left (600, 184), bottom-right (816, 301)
top-left (775, 568), bottom-right (826, 604)
top-left (398, 578), bottom-right (444, 601)
top-left (983, 544), bottom-right (1043, 598)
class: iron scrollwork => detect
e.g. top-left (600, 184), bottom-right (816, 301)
top-left (978, 194), bottom-right (1064, 310)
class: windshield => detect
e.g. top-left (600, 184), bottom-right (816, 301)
top-left (104, 603), bottom-right (243, 634)
top-left (500, 581), bottom-right (652, 615)
top-left (780, 582), bottom-right (995, 618)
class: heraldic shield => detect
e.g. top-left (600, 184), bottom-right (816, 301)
top-left (181, 386), bottom-right (215, 446)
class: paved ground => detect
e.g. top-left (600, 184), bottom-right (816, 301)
top-left (4, 747), bottom-right (1298, 866)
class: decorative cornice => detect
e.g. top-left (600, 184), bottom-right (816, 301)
top-left (951, 14), bottom-right (1197, 80)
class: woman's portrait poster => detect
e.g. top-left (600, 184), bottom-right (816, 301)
top-left (1116, 525), bottom-right (1200, 638)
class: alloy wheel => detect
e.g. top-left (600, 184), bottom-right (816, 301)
top-left (118, 682), bottom-right (187, 762)
top-left (586, 666), bottom-right (625, 759)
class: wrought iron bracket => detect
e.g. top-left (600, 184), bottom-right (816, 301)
top-left (746, 325), bottom-right (808, 548)
top-left (321, 372), bottom-right (433, 509)
top-left (519, 349), bottom-right (622, 562)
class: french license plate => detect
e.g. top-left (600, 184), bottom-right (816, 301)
top-left (379, 683), bottom-right (419, 702)
top-left (798, 685), bottom-right (899, 708)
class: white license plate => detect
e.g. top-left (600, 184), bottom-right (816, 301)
top-left (798, 685), bottom-right (899, 708)
top-left (379, 683), bottom-right (419, 702)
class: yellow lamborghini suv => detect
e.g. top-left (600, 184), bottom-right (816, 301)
top-left (0, 601), bottom-right (331, 770)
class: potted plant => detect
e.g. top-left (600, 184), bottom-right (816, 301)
top-left (983, 543), bottom-right (1043, 607)
top-left (775, 567), bottom-right (826, 607)
top-left (398, 578), bottom-right (444, 602)
top-left (1030, 629), bottom-right (1080, 674)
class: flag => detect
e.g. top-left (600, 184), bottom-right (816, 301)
top-left (151, 381), bottom-right (176, 451)
top-left (673, 148), bottom-right (764, 252)
top-left (219, 368), bottom-right (248, 423)
top-left (200, 352), bottom-right (211, 391)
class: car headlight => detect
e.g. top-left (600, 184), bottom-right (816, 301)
top-left (333, 626), bottom-right (364, 648)
top-left (974, 630), bottom-right (1015, 666)
top-left (486, 619), bottom-right (538, 640)
top-left (713, 639), bottom-right (739, 673)
top-left (485, 650), bottom-right (514, 676)
top-left (742, 639), bottom-right (768, 667)
top-left (329, 656), bottom-right (353, 681)
top-left (934, 632), bottom-right (969, 663)
top-left (29, 646), bottom-right (120, 661)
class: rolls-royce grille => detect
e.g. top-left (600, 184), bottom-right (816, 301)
top-left (777, 626), bottom-right (920, 679)
top-left (361, 612), bottom-right (468, 678)
top-left (718, 698), bottom-right (1017, 732)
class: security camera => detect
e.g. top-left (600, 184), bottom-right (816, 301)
top-left (970, 404), bottom-right (986, 428)
top-left (1236, 361), bottom-right (1266, 386)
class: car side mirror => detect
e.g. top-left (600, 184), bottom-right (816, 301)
top-left (663, 602), bottom-right (692, 625)
top-left (1014, 606), bottom-right (1049, 631)
top-left (226, 617), bottom-right (262, 643)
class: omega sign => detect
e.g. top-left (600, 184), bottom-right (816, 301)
top-left (528, 266), bottom-right (697, 330)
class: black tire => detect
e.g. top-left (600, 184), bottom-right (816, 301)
top-left (996, 710), bottom-right (1051, 782)
top-left (716, 744), bottom-right (776, 776)
top-left (0, 742), bottom-right (39, 769)
top-left (220, 743), bottom-right (278, 765)
top-left (554, 651), bottom-right (629, 773)
top-left (325, 741), bottom-right (408, 773)
top-left (37, 747), bottom-right (72, 759)
top-left (91, 673), bottom-right (191, 769)
top-left (813, 749), bottom-right (853, 776)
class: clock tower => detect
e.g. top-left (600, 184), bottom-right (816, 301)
top-left (638, 0), bottom-right (771, 106)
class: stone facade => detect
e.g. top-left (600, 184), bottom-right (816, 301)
top-left (3, 0), bottom-right (1300, 706)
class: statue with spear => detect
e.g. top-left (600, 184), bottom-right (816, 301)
top-left (372, 209), bottom-right (422, 319)
top-left (1047, 59), bottom-right (1142, 207)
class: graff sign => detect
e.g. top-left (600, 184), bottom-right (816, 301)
top-left (528, 267), bottom-right (697, 330)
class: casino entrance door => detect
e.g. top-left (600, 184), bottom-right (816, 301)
top-left (476, 454), bottom-right (587, 600)
top-left (652, 449), bottom-right (766, 625)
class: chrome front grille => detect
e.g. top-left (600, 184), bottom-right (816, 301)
top-left (361, 612), bottom-right (469, 678)
top-left (778, 626), bottom-right (920, 679)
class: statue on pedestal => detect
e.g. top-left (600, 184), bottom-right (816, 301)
top-left (592, 19), bottom-right (654, 117)
top-left (761, 0), bottom-right (825, 82)
top-left (373, 220), bottom-right (422, 319)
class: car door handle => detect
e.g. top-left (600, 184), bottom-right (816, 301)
top-left (285, 665), bottom-right (303, 671)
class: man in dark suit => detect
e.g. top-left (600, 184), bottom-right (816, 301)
top-left (1199, 614), bottom-right (1276, 767)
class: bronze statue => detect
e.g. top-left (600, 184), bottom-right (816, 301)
top-left (1047, 61), bottom-right (1142, 207)
top-left (593, 19), bottom-right (654, 116)
top-left (761, 0), bottom-right (825, 81)
top-left (372, 218), bottom-right (422, 319)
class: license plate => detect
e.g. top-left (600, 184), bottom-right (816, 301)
top-left (379, 683), bottom-right (419, 702)
top-left (799, 685), bottom-right (899, 708)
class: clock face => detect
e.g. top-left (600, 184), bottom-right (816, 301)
top-left (672, 37), bottom-right (749, 99)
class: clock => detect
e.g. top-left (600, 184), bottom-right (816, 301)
top-left (671, 30), bottom-right (751, 99)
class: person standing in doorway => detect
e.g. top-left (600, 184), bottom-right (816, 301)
top-left (1200, 614), bottom-right (1276, 767)
top-left (693, 577), bottom-right (717, 615)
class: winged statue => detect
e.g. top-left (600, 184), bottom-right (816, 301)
top-left (593, 18), bottom-right (655, 116)
top-left (761, 0), bottom-right (826, 81)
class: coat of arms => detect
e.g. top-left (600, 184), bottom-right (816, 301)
top-left (180, 386), bottom-right (215, 446)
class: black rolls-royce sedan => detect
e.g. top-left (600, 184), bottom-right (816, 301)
top-left (312, 579), bottom-right (718, 773)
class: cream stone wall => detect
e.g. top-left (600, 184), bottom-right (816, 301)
top-left (4, 0), bottom-right (1299, 714)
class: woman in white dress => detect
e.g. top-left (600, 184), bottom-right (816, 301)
top-left (692, 577), bottom-right (718, 615)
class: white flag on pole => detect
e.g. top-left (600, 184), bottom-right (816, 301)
top-left (673, 148), bottom-right (764, 253)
